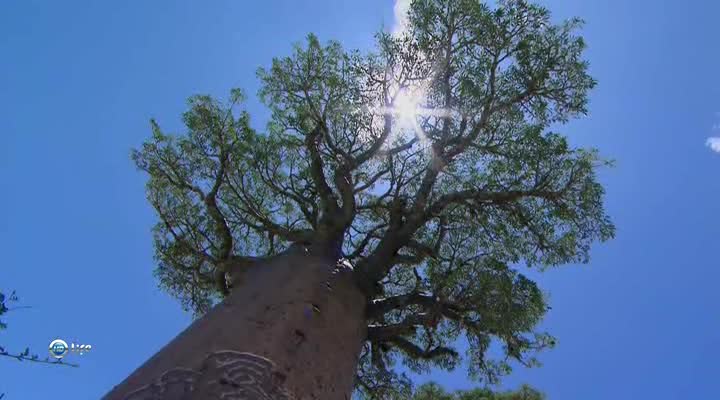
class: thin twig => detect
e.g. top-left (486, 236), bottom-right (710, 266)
top-left (5, 306), bottom-right (33, 312)
top-left (0, 351), bottom-right (79, 367)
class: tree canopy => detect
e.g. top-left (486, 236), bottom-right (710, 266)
top-left (410, 382), bottom-right (544, 400)
top-left (132, 0), bottom-right (613, 396)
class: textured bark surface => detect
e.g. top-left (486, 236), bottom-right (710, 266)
top-left (103, 247), bottom-right (367, 400)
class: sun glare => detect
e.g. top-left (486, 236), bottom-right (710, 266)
top-left (393, 89), bottom-right (421, 129)
top-left (359, 85), bottom-right (438, 149)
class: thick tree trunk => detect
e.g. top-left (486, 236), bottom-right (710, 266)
top-left (103, 246), bottom-right (367, 400)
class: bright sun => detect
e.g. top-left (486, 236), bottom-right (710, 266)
top-left (361, 86), bottom-right (434, 147)
top-left (393, 89), bottom-right (421, 130)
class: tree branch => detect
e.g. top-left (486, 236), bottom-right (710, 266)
top-left (0, 349), bottom-right (78, 368)
top-left (428, 187), bottom-right (562, 218)
top-left (305, 125), bottom-right (340, 216)
top-left (385, 336), bottom-right (458, 360)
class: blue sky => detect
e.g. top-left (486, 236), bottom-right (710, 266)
top-left (1, 0), bottom-right (719, 398)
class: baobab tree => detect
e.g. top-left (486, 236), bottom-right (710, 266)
top-left (105, 0), bottom-right (614, 399)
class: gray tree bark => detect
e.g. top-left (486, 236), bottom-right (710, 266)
top-left (103, 246), bottom-right (367, 400)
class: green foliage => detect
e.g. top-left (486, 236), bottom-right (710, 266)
top-left (132, 92), bottom-right (260, 313)
top-left (0, 291), bottom-right (17, 331)
top-left (410, 382), bottom-right (544, 400)
top-left (133, 0), bottom-right (614, 397)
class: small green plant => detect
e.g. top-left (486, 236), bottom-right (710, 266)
top-left (0, 290), bottom-right (78, 368)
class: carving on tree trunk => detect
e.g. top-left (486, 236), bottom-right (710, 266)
top-left (104, 249), bottom-right (367, 400)
top-left (124, 351), bottom-right (294, 400)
